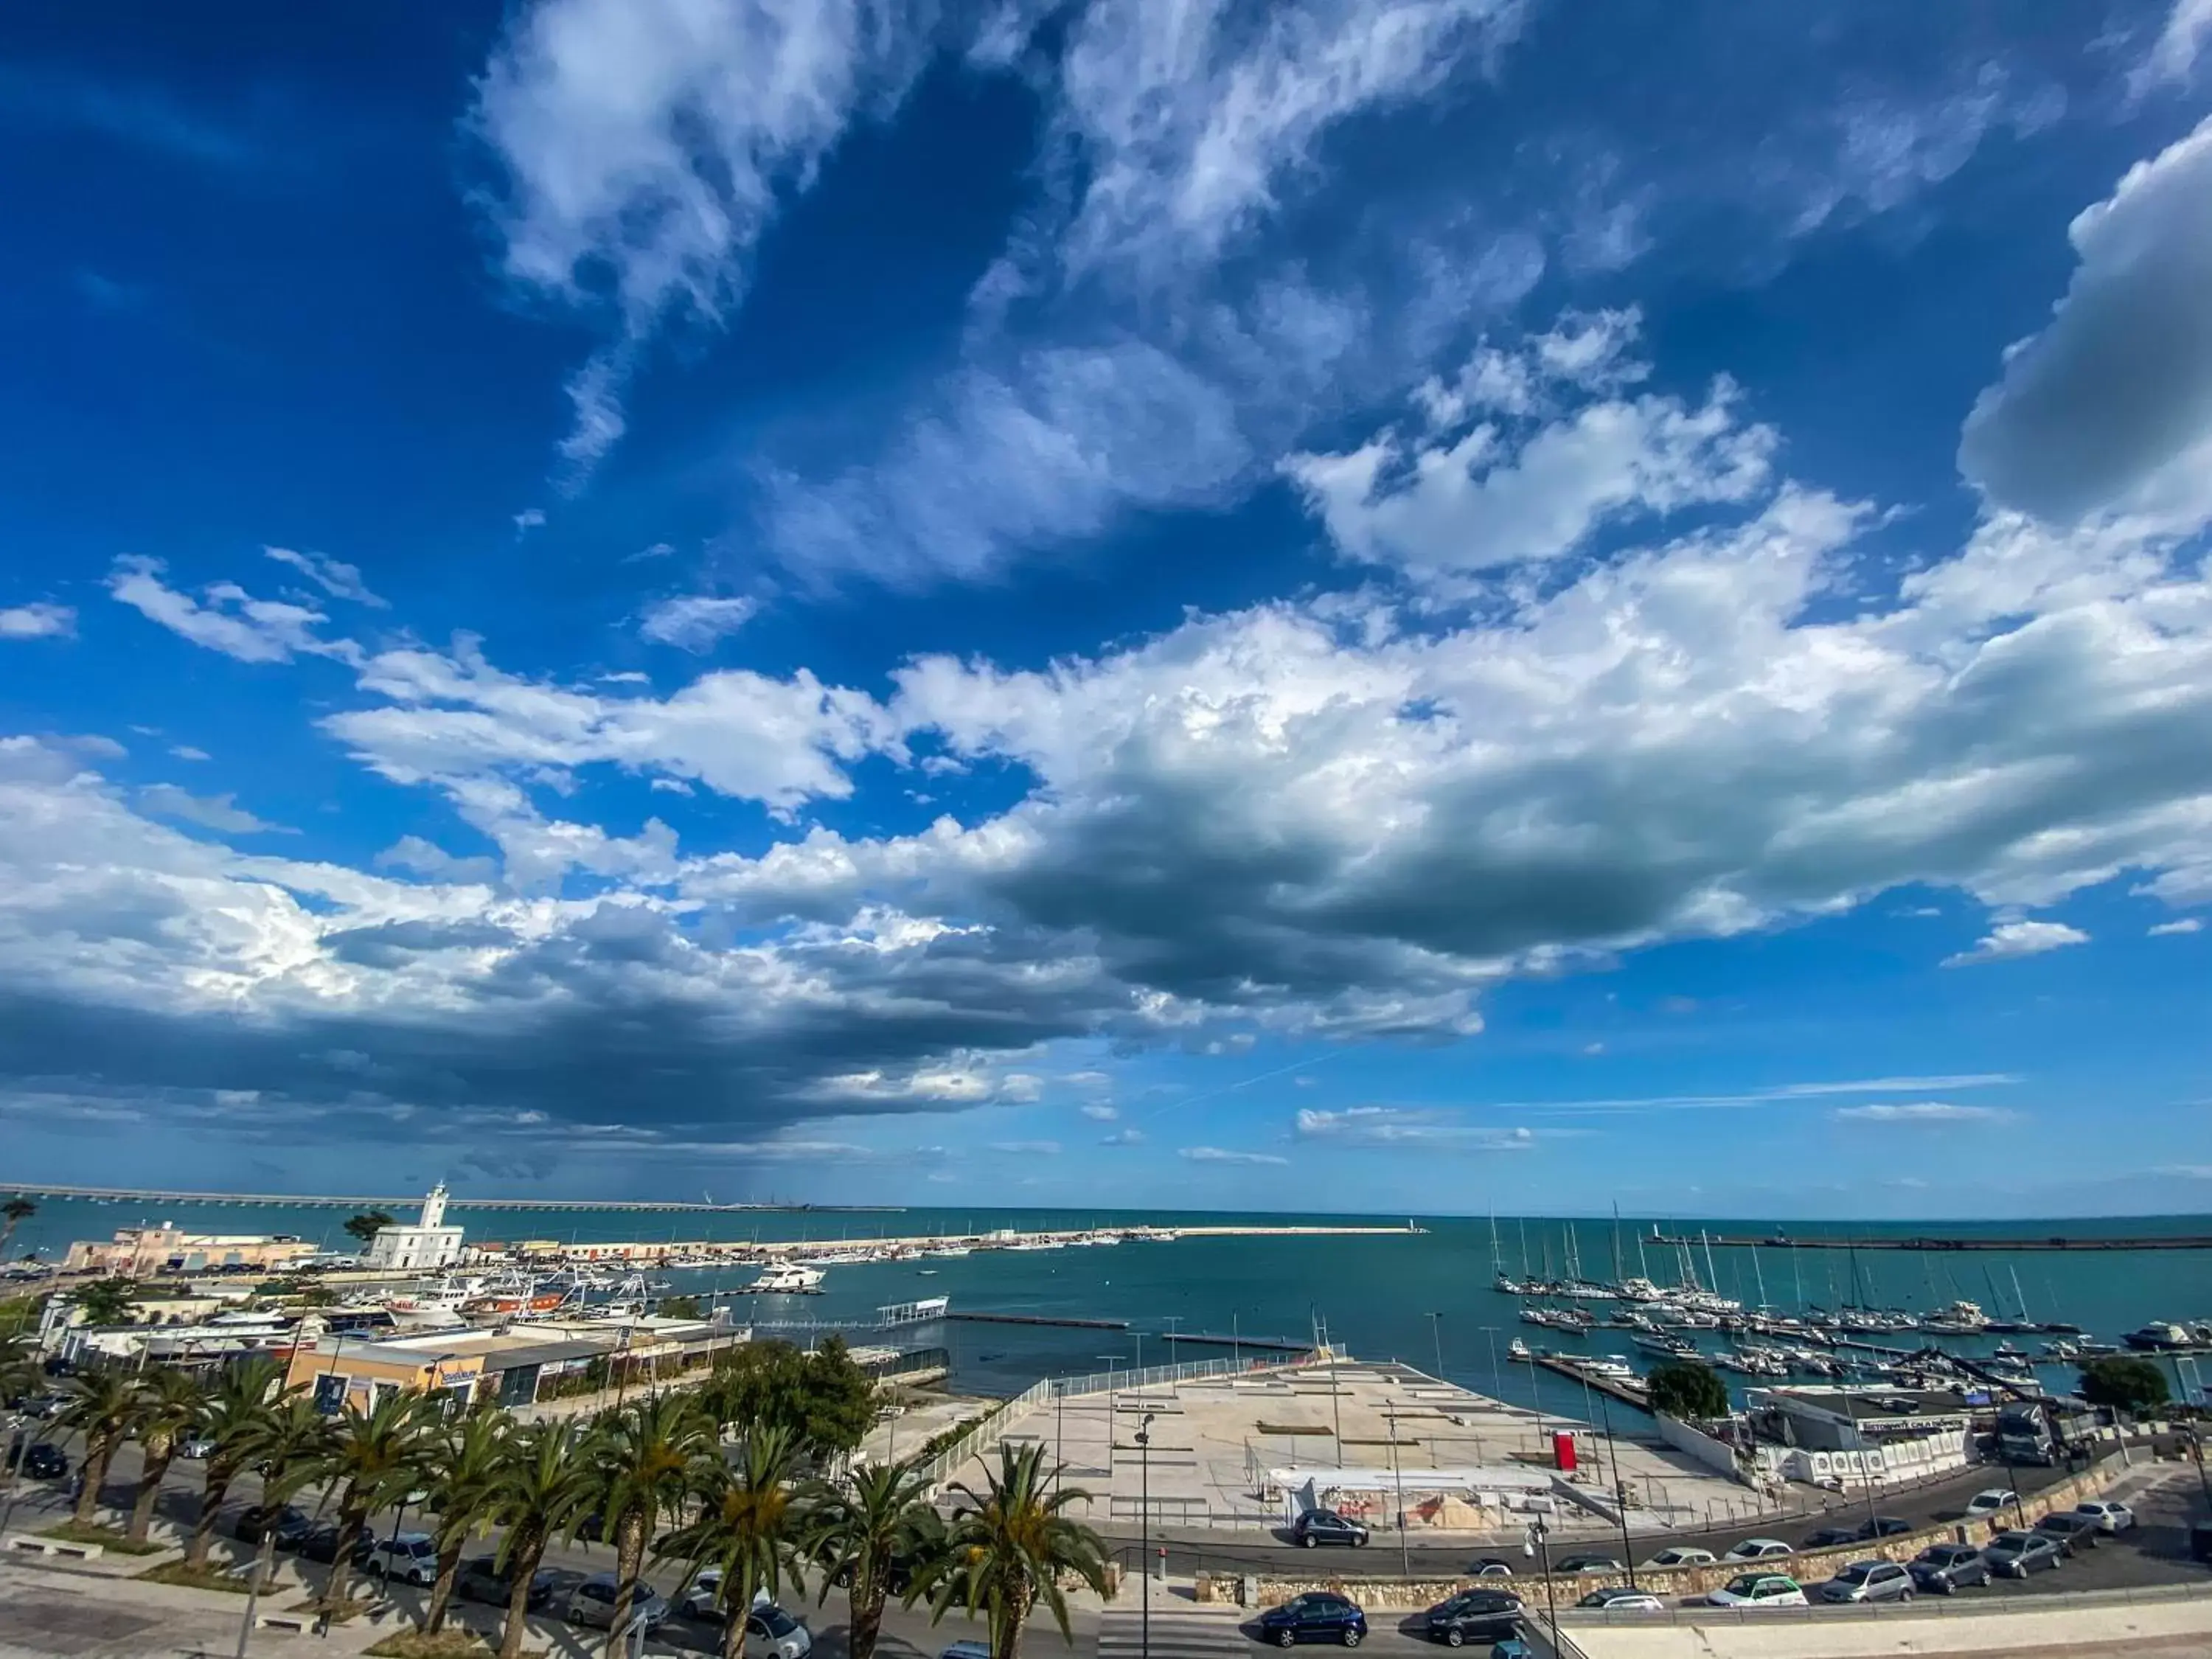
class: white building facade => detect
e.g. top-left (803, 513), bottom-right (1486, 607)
top-left (366, 1183), bottom-right (465, 1271)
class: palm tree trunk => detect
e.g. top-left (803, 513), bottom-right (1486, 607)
top-left (253, 1529), bottom-right (279, 1595)
top-left (74, 1433), bottom-right (116, 1526)
top-left (611, 1509), bottom-right (645, 1652)
top-left (995, 1584), bottom-right (1032, 1659)
top-left (497, 1530), bottom-right (546, 1659)
top-left (720, 1599), bottom-right (748, 1659)
top-left (185, 1459), bottom-right (234, 1569)
top-left (127, 1444), bottom-right (173, 1545)
top-left (328, 1502), bottom-right (365, 1608)
top-left (425, 1538), bottom-right (465, 1633)
top-left (850, 1581), bottom-right (888, 1659)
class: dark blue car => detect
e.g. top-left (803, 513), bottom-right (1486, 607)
top-left (1256, 1593), bottom-right (1368, 1648)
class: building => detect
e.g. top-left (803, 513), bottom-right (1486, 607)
top-left (1745, 1384), bottom-right (1975, 1486)
top-left (365, 1183), bottom-right (465, 1272)
top-left (285, 1315), bottom-right (751, 1412)
top-left (63, 1223), bottom-right (319, 1277)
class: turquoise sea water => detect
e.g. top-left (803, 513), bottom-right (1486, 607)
top-left (10, 1200), bottom-right (2210, 1407)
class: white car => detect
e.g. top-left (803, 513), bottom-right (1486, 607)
top-left (1721, 1538), bottom-right (1793, 1562)
top-left (360, 1531), bottom-right (439, 1587)
top-left (1706, 1573), bottom-right (1807, 1608)
top-left (1576, 1589), bottom-right (1666, 1613)
top-left (1644, 1547), bottom-right (1716, 1568)
top-left (677, 1577), bottom-right (813, 1659)
top-left (1964, 1489), bottom-right (2018, 1519)
top-left (176, 1434), bottom-right (218, 1461)
top-left (2073, 1500), bottom-right (2135, 1534)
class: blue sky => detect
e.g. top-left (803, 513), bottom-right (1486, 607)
top-left (4, 0), bottom-right (2212, 1218)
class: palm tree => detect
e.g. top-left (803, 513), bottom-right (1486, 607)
top-left (125, 1366), bottom-right (207, 1545)
top-left (487, 1422), bottom-right (592, 1659)
top-left (240, 1398), bottom-right (335, 1595)
top-left (0, 1196), bottom-right (34, 1262)
top-left (0, 1332), bottom-right (38, 1401)
top-left (420, 1409), bottom-right (511, 1634)
top-left (69, 1278), bottom-right (139, 1326)
top-left (56, 1367), bottom-right (144, 1527)
top-left (184, 1357), bottom-right (286, 1571)
top-left (655, 1425), bottom-right (807, 1659)
top-left (584, 1393), bottom-right (715, 1648)
top-left (305, 1390), bottom-right (439, 1609)
top-left (921, 1443), bottom-right (1108, 1659)
top-left (801, 1455), bottom-right (942, 1659)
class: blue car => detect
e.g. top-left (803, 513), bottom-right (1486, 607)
top-left (1256, 1593), bottom-right (1368, 1648)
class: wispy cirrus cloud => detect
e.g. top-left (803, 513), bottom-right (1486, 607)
top-left (1294, 1106), bottom-right (1539, 1151)
top-left (1833, 1102), bottom-right (2011, 1125)
top-left (1180, 1144), bottom-right (1289, 1166)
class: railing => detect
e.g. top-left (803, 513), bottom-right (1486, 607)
top-left (914, 1377), bottom-right (1054, 1493)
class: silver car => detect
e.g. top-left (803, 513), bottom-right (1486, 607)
top-left (565, 1575), bottom-right (669, 1630)
top-left (2073, 1500), bottom-right (2135, 1534)
top-left (1817, 1559), bottom-right (1913, 1604)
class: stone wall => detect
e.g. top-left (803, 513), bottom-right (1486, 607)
top-left (1194, 1459), bottom-right (2119, 1610)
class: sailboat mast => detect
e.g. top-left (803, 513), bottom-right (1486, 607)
top-left (1611, 1203), bottom-right (1624, 1283)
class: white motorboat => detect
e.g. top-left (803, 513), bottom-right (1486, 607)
top-left (744, 1262), bottom-right (827, 1295)
top-left (1507, 1338), bottom-right (1533, 1362)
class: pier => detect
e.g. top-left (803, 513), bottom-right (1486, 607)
top-left (1649, 1230), bottom-right (2212, 1252)
top-left (1160, 1331), bottom-right (1313, 1354)
top-left (5, 1181), bottom-right (899, 1214)
top-left (1531, 1352), bottom-right (1652, 1410)
top-left (945, 1310), bottom-right (1130, 1330)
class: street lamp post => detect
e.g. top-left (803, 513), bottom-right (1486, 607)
top-left (1591, 1387), bottom-right (1637, 1588)
top-left (1137, 1412), bottom-right (1155, 1659)
top-left (1524, 1517), bottom-right (1559, 1656)
top-left (1479, 1326), bottom-right (1505, 1405)
top-left (1427, 1312), bottom-right (1445, 1381)
top-left (1385, 1402), bottom-right (1410, 1579)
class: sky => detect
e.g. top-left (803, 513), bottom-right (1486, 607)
top-left (4, 1), bottom-right (2212, 1220)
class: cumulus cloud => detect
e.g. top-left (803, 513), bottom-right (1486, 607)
top-left (639, 594), bottom-right (759, 651)
top-left (2149, 917), bottom-right (2203, 936)
top-left (1, 602), bottom-right (76, 640)
top-left (263, 546), bottom-right (386, 608)
top-left (2129, 0), bottom-right (2212, 99)
top-left (1079, 1102), bottom-right (1119, 1121)
top-left (1959, 116), bottom-right (2212, 529)
top-left (1180, 1144), bottom-right (1289, 1166)
top-left (108, 557), bottom-right (358, 666)
top-left (1833, 1102), bottom-right (2010, 1124)
top-left (137, 783), bottom-right (294, 836)
top-left (1941, 919), bottom-right (2090, 967)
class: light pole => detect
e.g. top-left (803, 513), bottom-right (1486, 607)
top-left (1479, 1326), bottom-right (1505, 1405)
top-left (1385, 1402), bottom-right (1410, 1579)
top-left (1591, 1387), bottom-right (1637, 1587)
top-left (1524, 1517), bottom-right (1559, 1656)
top-left (1137, 1411), bottom-right (1155, 1659)
top-left (1427, 1312), bottom-right (1445, 1381)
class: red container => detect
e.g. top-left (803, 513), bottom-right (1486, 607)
top-left (1552, 1430), bottom-right (1577, 1472)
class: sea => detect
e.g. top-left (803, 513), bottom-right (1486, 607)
top-left (10, 1200), bottom-right (2211, 1411)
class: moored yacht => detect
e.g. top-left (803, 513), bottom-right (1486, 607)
top-left (745, 1261), bottom-right (827, 1295)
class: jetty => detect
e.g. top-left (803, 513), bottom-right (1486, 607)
top-left (1648, 1231), bottom-right (2212, 1253)
top-left (1532, 1352), bottom-right (1651, 1410)
top-left (5, 1182), bottom-right (897, 1214)
top-left (945, 1311), bottom-right (1130, 1331)
top-left (1161, 1331), bottom-right (1313, 1354)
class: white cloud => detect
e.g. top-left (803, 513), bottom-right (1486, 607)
top-left (513, 507), bottom-right (548, 535)
top-left (1079, 1102), bottom-right (1119, 1121)
top-left (170, 745), bottom-right (211, 762)
top-left (1959, 116), bottom-right (2212, 529)
top-left (557, 349), bottom-right (630, 481)
top-left (263, 546), bottom-right (386, 608)
top-left (1180, 1144), bottom-right (1288, 1166)
top-left (1100, 1127), bottom-right (1145, 1146)
top-left (107, 557), bottom-right (358, 666)
top-left (137, 783), bottom-right (294, 837)
top-left (1833, 1102), bottom-right (2010, 1124)
top-left (1294, 1105), bottom-right (1537, 1151)
top-left (2149, 917), bottom-right (2204, 936)
top-left (374, 835), bottom-right (498, 886)
top-left (988, 1139), bottom-right (1061, 1155)
top-left (1941, 919), bottom-right (2090, 967)
top-left (0, 602), bottom-right (76, 640)
top-left (639, 594), bottom-right (759, 651)
top-left (2130, 0), bottom-right (2212, 100)
top-left (1054, 0), bottom-right (1528, 285)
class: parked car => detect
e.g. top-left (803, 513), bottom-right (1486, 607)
top-left (175, 1433), bottom-right (218, 1461)
top-left (361, 1531), bottom-right (439, 1587)
top-left (18, 1442), bottom-right (66, 1481)
top-left (1856, 1516), bottom-right (1913, 1540)
top-left (737, 1602), bottom-right (814, 1659)
top-left (939, 1645), bottom-right (992, 1659)
top-left (297, 1524), bottom-right (364, 1566)
top-left (1576, 1589), bottom-right (1665, 1613)
top-left (1801, 1526), bottom-right (1860, 1549)
top-left (1643, 1547), bottom-right (1714, 1568)
top-left (2032, 1512), bottom-right (2100, 1554)
top-left (18, 1394), bottom-right (66, 1420)
top-left (2073, 1500), bottom-right (2136, 1534)
top-left (565, 1574), bottom-right (670, 1631)
top-left (1423, 1590), bottom-right (1522, 1646)
top-left (1983, 1531), bottom-right (2065, 1578)
top-left (1553, 1554), bottom-right (1624, 1574)
top-left (1721, 1539), bottom-right (1794, 1562)
top-left (1464, 1558), bottom-right (1515, 1578)
top-left (1254, 1592), bottom-right (1368, 1648)
top-left (233, 1504), bottom-right (309, 1548)
top-left (1964, 1489), bottom-right (2018, 1520)
top-left (1705, 1573), bottom-right (1808, 1608)
top-left (1907, 1543), bottom-right (1992, 1595)
top-left (1485, 1644), bottom-right (1531, 1659)
top-left (1292, 1509), bottom-right (1370, 1549)
top-left (1815, 1560), bottom-right (1913, 1604)
top-left (454, 1554), bottom-right (560, 1609)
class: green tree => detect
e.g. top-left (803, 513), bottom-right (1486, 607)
top-left (2081, 1355), bottom-right (2171, 1416)
top-left (0, 1331), bottom-right (38, 1400)
top-left (0, 1197), bottom-right (35, 1261)
top-left (239, 1397), bottom-right (336, 1595)
top-left (70, 1278), bottom-right (141, 1326)
top-left (801, 1455), bottom-right (942, 1659)
top-left (800, 1338), bottom-right (880, 1456)
top-left (488, 1422), bottom-right (592, 1659)
top-left (57, 1367), bottom-right (145, 1526)
top-left (125, 1366), bottom-right (207, 1545)
top-left (1647, 1361), bottom-right (1729, 1421)
top-left (420, 1409), bottom-right (512, 1634)
top-left (305, 1390), bottom-right (439, 1609)
top-left (341, 1211), bottom-right (395, 1251)
top-left (921, 1442), bottom-right (1108, 1659)
top-left (656, 1424), bottom-right (807, 1659)
top-left (585, 1393), bottom-right (715, 1650)
top-left (702, 1338), bottom-right (877, 1456)
top-left (183, 1357), bottom-right (286, 1571)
